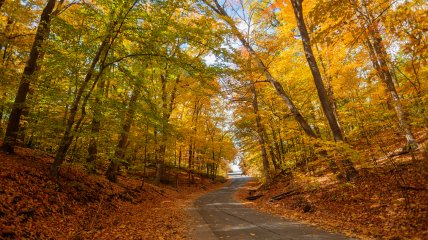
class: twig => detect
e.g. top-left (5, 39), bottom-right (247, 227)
top-left (57, 193), bottom-right (65, 219)
top-left (89, 196), bottom-right (104, 230)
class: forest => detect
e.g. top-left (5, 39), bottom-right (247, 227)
top-left (0, 0), bottom-right (427, 239)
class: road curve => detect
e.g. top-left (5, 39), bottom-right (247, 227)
top-left (191, 175), bottom-right (352, 240)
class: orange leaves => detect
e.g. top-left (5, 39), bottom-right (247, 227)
top-left (1, 146), bottom-right (226, 239)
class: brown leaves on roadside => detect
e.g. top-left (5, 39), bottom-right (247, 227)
top-left (236, 151), bottom-right (428, 240)
top-left (0, 147), bottom-right (223, 239)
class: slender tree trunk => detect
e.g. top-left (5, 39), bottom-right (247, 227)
top-left (188, 143), bottom-right (193, 186)
top-left (86, 115), bottom-right (101, 171)
top-left (270, 124), bottom-right (283, 164)
top-left (0, 102), bottom-right (4, 136)
top-left (155, 75), bottom-right (180, 183)
top-left (211, 150), bottom-right (215, 178)
top-left (178, 145), bottom-right (182, 169)
top-left (1, 0), bottom-right (56, 153)
top-left (188, 144), bottom-right (193, 170)
top-left (250, 81), bottom-right (271, 184)
top-left (278, 128), bottom-right (286, 155)
top-left (143, 125), bottom-right (149, 176)
top-left (291, 0), bottom-right (344, 142)
top-left (85, 38), bottom-right (111, 164)
top-left (86, 70), bottom-right (107, 172)
top-left (106, 83), bottom-right (140, 182)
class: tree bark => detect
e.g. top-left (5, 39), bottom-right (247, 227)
top-left (86, 59), bottom-right (108, 172)
top-left (178, 145), bottom-right (182, 169)
top-left (270, 123), bottom-right (283, 165)
top-left (0, 101), bottom-right (4, 136)
top-left (290, 0), bottom-right (344, 142)
top-left (154, 74), bottom-right (180, 184)
top-left (2, 0), bottom-right (56, 153)
top-left (106, 83), bottom-right (141, 182)
top-left (250, 81), bottom-right (271, 184)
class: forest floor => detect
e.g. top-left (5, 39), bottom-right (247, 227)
top-left (0, 146), bottom-right (225, 240)
top-left (236, 132), bottom-right (428, 240)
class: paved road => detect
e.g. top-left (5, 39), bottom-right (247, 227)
top-left (191, 175), bottom-right (352, 240)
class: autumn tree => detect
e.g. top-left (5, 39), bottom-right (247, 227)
top-left (202, 0), bottom-right (318, 138)
top-left (51, 0), bottom-right (139, 177)
top-left (1, 0), bottom-right (58, 153)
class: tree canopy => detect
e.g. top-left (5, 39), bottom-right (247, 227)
top-left (1, 0), bottom-right (426, 182)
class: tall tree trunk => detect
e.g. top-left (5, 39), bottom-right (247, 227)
top-left (291, 0), bottom-right (344, 142)
top-left (154, 74), bottom-right (180, 184)
top-left (0, 101), bottom-right (4, 136)
top-left (1, 0), bottom-right (56, 153)
top-left (106, 84), bottom-right (140, 182)
top-left (250, 81), bottom-right (271, 184)
top-left (178, 145), bottom-right (182, 169)
top-left (203, 0), bottom-right (317, 138)
top-left (188, 143), bottom-right (193, 170)
top-left (270, 124), bottom-right (283, 165)
top-left (86, 70), bottom-right (107, 172)
top-left (143, 125), bottom-right (149, 176)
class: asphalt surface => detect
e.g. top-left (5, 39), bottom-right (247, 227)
top-left (191, 174), bottom-right (352, 240)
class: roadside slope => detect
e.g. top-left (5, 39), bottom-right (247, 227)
top-left (236, 149), bottom-right (428, 240)
top-left (0, 146), bottom-right (224, 239)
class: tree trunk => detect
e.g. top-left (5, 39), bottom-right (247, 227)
top-left (86, 76), bottom-right (106, 172)
top-left (154, 74), bottom-right (180, 184)
top-left (106, 83), bottom-right (141, 182)
top-left (291, 0), bottom-right (344, 142)
top-left (178, 145), bottom-right (182, 169)
top-left (2, 0), bottom-right (56, 153)
top-left (270, 124), bottom-right (283, 166)
top-left (188, 144), bottom-right (193, 170)
top-left (250, 81), bottom-right (271, 184)
top-left (0, 102), bottom-right (4, 136)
